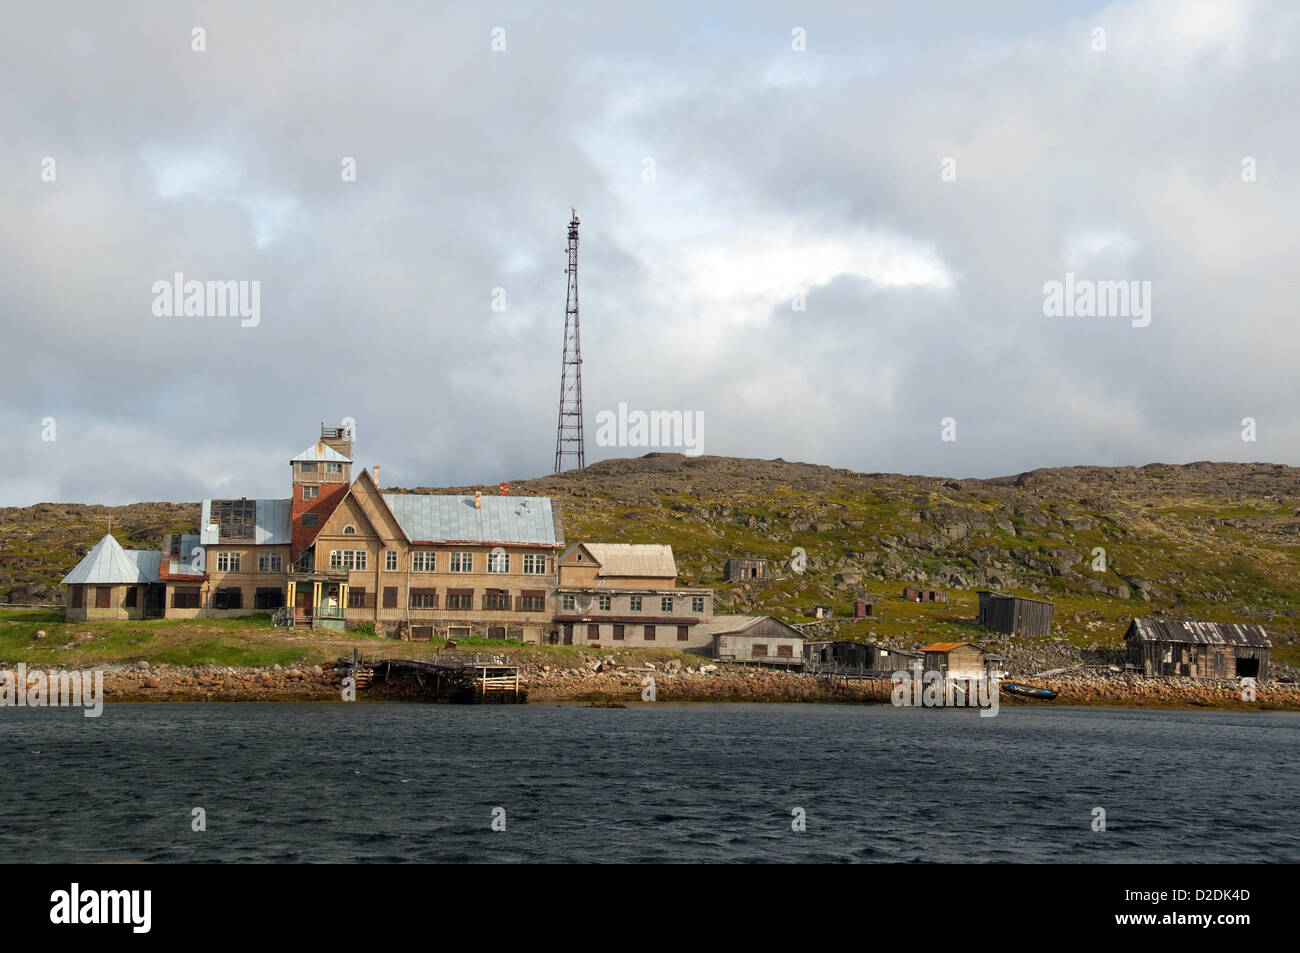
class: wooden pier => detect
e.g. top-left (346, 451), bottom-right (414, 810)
top-left (343, 651), bottom-right (525, 703)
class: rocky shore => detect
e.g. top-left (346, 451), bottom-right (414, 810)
top-left (6, 658), bottom-right (1297, 710)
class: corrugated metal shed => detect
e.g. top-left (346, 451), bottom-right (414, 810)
top-left (1128, 618), bottom-right (1271, 648)
top-left (291, 442), bottom-right (351, 463)
top-left (200, 499), bottom-right (292, 545)
top-left (61, 535), bottom-right (161, 585)
top-left (577, 543), bottom-right (676, 578)
top-left (382, 494), bottom-right (558, 545)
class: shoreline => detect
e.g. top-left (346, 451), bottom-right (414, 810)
top-left (6, 660), bottom-right (1295, 712)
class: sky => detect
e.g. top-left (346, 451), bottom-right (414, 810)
top-left (2, 0), bottom-right (1297, 505)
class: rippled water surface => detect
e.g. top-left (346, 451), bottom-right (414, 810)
top-left (1, 703), bottom-right (1295, 862)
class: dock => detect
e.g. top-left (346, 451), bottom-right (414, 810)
top-left (343, 651), bottom-right (526, 703)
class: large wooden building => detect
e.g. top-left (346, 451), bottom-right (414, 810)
top-left (976, 591), bottom-right (1054, 637)
top-left (1125, 618), bottom-right (1271, 679)
top-left (804, 640), bottom-right (920, 674)
top-left (706, 615), bottom-right (804, 667)
top-left (553, 542), bottom-right (714, 647)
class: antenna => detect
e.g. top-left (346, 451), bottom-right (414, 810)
top-left (554, 209), bottom-right (585, 473)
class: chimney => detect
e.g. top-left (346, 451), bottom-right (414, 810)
top-left (474, 490), bottom-right (482, 510)
top-left (373, 465), bottom-right (380, 488)
top-left (499, 480), bottom-right (510, 496)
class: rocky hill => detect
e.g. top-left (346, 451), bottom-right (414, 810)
top-left (3, 455), bottom-right (1298, 655)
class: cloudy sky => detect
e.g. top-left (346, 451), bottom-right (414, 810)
top-left (2, 0), bottom-right (1297, 506)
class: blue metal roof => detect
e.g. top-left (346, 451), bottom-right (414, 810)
top-left (381, 494), bottom-right (558, 545)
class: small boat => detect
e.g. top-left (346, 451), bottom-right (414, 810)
top-left (1001, 682), bottom-right (1058, 700)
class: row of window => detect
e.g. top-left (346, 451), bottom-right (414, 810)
top-left (332, 550), bottom-right (548, 575)
top-left (212, 552), bottom-right (283, 573)
top-left (560, 593), bottom-right (707, 614)
top-left (375, 587), bottom-right (547, 612)
top-left (297, 462), bottom-right (344, 475)
top-left (565, 623), bottom-right (691, 642)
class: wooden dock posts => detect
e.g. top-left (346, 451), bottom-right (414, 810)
top-left (342, 651), bottom-right (525, 703)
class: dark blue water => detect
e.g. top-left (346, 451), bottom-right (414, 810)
top-left (1, 703), bottom-right (1295, 862)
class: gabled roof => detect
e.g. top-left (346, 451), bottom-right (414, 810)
top-left (1126, 618), bottom-right (1271, 648)
top-left (381, 493), bottom-right (559, 545)
top-left (199, 499), bottom-right (292, 546)
top-left (921, 641), bottom-right (981, 653)
top-left (567, 543), bottom-right (677, 578)
top-left (291, 442), bottom-right (351, 463)
top-left (701, 615), bottom-right (804, 638)
top-left (61, 534), bottom-right (161, 585)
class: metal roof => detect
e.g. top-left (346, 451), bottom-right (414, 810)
top-left (921, 642), bottom-right (980, 653)
top-left (290, 442), bottom-right (351, 463)
top-left (700, 615), bottom-right (804, 638)
top-left (382, 493), bottom-right (559, 545)
top-left (61, 534), bottom-right (161, 585)
top-left (569, 543), bottom-right (677, 578)
top-left (1127, 618), bottom-right (1271, 648)
top-left (199, 499), bottom-right (292, 546)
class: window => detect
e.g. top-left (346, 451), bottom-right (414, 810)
top-left (302, 513), bottom-right (319, 527)
top-left (217, 552), bottom-right (241, 573)
top-left (343, 525), bottom-right (356, 535)
top-left (484, 590), bottom-right (510, 611)
top-left (643, 625), bottom-right (656, 641)
top-left (412, 551), bottom-right (436, 573)
top-left (299, 462), bottom-right (317, 474)
top-left (302, 485), bottom-right (319, 500)
top-left (347, 587), bottom-right (367, 609)
top-left (329, 550), bottom-right (367, 571)
top-left (588, 624), bottom-right (600, 641)
top-left (692, 596), bottom-right (705, 613)
top-left (95, 586), bottom-right (112, 609)
top-left (522, 553), bottom-right (547, 575)
top-left (446, 590), bottom-right (473, 610)
top-left (629, 595), bottom-right (642, 612)
top-left (449, 552), bottom-right (473, 573)
top-left (752, 643), bottom-right (768, 657)
top-left (124, 587), bottom-right (138, 608)
top-left (598, 594), bottom-right (611, 611)
top-left (258, 553), bottom-right (283, 573)
top-left (409, 589), bottom-right (438, 609)
top-left (70, 586), bottom-right (84, 609)
top-left (519, 591), bottom-right (546, 612)
top-left (677, 625), bottom-right (689, 642)
top-left (172, 587), bottom-right (201, 609)
top-left (382, 587), bottom-right (397, 609)
top-left (385, 550), bottom-right (398, 571)
top-left (661, 596), bottom-right (674, 613)
top-left (562, 594), bottom-right (576, 611)
top-left (487, 550), bottom-right (509, 574)
top-left (613, 624), bottom-right (625, 641)
top-left (777, 644), bottom-right (794, 658)
top-left (325, 462), bottom-right (343, 474)
top-left (488, 626), bottom-right (507, 640)
top-left (254, 588), bottom-right (285, 610)
top-left (213, 587), bottom-right (242, 610)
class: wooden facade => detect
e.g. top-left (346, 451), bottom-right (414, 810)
top-left (976, 591), bottom-right (1054, 637)
top-left (709, 616), bottom-right (804, 667)
top-left (903, 585), bottom-right (948, 603)
top-left (804, 640), bottom-right (920, 674)
top-left (1125, 619), bottom-right (1271, 679)
top-left (920, 641), bottom-right (992, 679)
top-left (724, 558), bottom-right (769, 583)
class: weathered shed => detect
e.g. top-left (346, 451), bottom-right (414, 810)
top-left (707, 615), bottom-right (803, 667)
top-left (976, 591), bottom-right (1054, 637)
top-left (1124, 618), bottom-right (1271, 679)
top-left (920, 641), bottom-right (991, 680)
top-left (724, 558), bottom-right (769, 583)
top-left (804, 640), bottom-right (920, 674)
top-left (853, 597), bottom-right (877, 618)
top-left (903, 586), bottom-right (949, 603)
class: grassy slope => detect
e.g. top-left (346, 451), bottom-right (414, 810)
top-left (2, 455), bottom-right (1297, 669)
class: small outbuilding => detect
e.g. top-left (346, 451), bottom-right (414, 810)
top-left (920, 641), bottom-right (995, 680)
top-left (804, 640), bottom-right (920, 674)
top-left (61, 534), bottom-right (164, 621)
top-left (903, 586), bottom-right (948, 603)
top-left (724, 558), bottom-right (770, 583)
top-left (976, 591), bottom-right (1054, 637)
top-left (706, 615), bottom-right (804, 668)
top-left (1125, 618), bottom-right (1271, 679)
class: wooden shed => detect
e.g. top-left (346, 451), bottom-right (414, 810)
top-left (724, 558), bottom-right (769, 583)
top-left (804, 640), bottom-right (920, 674)
top-left (920, 642), bottom-right (992, 680)
top-left (707, 615), bottom-right (803, 668)
top-left (903, 585), bottom-right (948, 603)
top-left (976, 591), bottom-right (1054, 637)
top-left (1124, 619), bottom-right (1271, 679)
